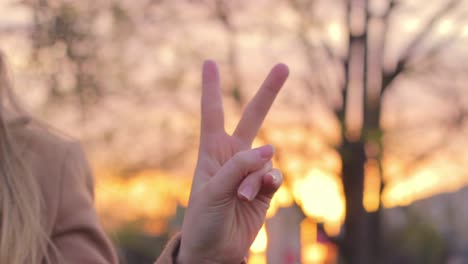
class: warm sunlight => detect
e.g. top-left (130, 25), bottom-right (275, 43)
top-left (249, 225), bottom-right (268, 264)
top-left (95, 170), bottom-right (191, 233)
top-left (437, 18), bottom-right (454, 35)
top-left (293, 169), bottom-right (345, 224)
top-left (267, 185), bottom-right (294, 218)
top-left (327, 21), bottom-right (344, 45)
top-left (403, 18), bottom-right (420, 32)
top-left (250, 225), bottom-right (268, 254)
top-left (364, 159), bottom-right (381, 212)
top-left (303, 243), bottom-right (328, 264)
top-left (248, 254), bottom-right (266, 264)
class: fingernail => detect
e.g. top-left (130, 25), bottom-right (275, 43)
top-left (269, 171), bottom-right (280, 184)
top-left (239, 185), bottom-right (254, 201)
top-left (257, 145), bottom-right (274, 160)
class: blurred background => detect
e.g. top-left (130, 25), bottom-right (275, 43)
top-left (1, 0), bottom-right (468, 263)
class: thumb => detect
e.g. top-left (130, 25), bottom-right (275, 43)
top-left (208, 145), bottom-right (274, 197)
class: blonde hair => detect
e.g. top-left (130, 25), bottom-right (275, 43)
top-left (0, 53), bottom-right (52, 263)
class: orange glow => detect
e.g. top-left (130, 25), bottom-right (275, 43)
top-left (381, 159), bottom-right (464, 208)
top-left (324, 220), bottom-right (342, 237)
top-left (267, 185), bottom-right (294, 218)
top-left (382, 168), bottom-right (440, 208)
top-left (95, 170), bottom-right (191, 232)
top-left (92, 126), bottom-right (465, 253)
top-left (143, 221), bottom-right (168, 236)
top-left (292, 169), bottom-right (345, 223)
top-left (319, 149), bottom-right (342, 175)
top-left (76, 77), bottom-right (468, 264)
top-left (250, 225), bottom-right (268, 254)
top-left (301, 218), bottom-right (317, 245)
top-left (363, 159), bottom-right (381, 212)
top-left (303, 243), bottom-right (328, 264)
top-left (248, 253), bottom-right (266, 264)
top-left (379, 155), bottom-right (467, 209)
top-left (301, 219), bottom-right (331, 263)
top-left (283, 155), bottom-right (307, 178)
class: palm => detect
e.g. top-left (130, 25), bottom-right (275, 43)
top-left (180, 61), bottom-right (289, 263)
top-left (191, 132), bottom-right (271, 255)
top-left (206, 134), bottom-right (270, 230)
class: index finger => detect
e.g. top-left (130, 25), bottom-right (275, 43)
top-left (201, 60), bottom-right (224, 138)
top-left (233, 63), bottom-right (289, 146)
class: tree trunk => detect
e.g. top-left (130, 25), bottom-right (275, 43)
top-left (340, 139), bottom-right (369, 264)
top-left (364, 103), bottom-right (384, 263)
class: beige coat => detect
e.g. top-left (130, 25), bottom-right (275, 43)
top-left (12, 120), bottom-right (179, 264)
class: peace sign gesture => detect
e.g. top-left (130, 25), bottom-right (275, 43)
top-left (177, 60), bottom-right (289, 263)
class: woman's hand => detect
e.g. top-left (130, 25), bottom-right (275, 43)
top-left (177, 60), bottom-right (289, 263)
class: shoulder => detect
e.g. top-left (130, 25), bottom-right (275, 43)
top-left (10, 120), bottom-right (118, 263)
top-left (11, 119), bottom-right (78, 160)
top-left (10, 119), bottom-right (89, 187)
top-left (9, 120), bottom-right (89, 231)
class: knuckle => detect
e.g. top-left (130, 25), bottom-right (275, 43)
top-left (232, 150), bottom-right (250, 167)
top-left (241, 174), bottom-right (257, 186)
top-left (257, 163), bottom-right (272, 176)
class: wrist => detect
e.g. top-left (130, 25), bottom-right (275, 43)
top-left (175, 245), bottom-right (218, 264)
top-left (174, 246), bottom-right (190, 264)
